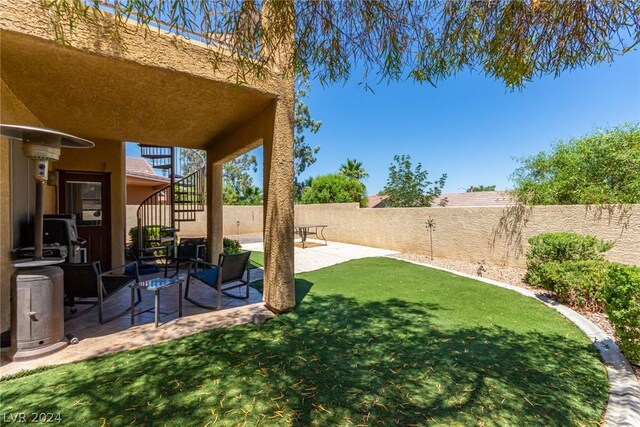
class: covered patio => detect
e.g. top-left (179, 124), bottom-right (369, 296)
top-left (1, 0), bottom-right (296, 361)
top-left (0, 240), bottom-right (397, 377)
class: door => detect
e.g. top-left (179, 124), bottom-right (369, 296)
top-left (58, 171), bottom-right (111, 270)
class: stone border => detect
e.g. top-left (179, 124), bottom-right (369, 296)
top-left (392, 257), bottom-right (640, 427)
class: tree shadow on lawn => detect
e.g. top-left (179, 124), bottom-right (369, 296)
top-left (1, 279), bottom-right (607, 426)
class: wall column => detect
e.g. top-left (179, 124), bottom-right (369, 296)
top-left (262, 96), bottom-right (295, 313)
top-left (206, 159), bottom-right (224, 262)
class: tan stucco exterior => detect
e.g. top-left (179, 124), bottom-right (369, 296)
top-left (294, 203), bottom-right (640, 267)
top-left (1, 0), bottom-right (297, 332)
top-left (126, 177), bottom-right (168, 205)
top-left (0, 78), bottom-right (44, 332)
top-left (52, 139), bottom-right (128, 269)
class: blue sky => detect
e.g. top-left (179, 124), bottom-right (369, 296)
top-left (128, 50), bottom-right (640, 195)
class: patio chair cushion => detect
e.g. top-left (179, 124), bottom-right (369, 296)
top-left (191, 267), bottom-right (219, 287)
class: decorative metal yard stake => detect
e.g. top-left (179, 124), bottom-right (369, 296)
top-left (425, 217), bottom-right (436, 261)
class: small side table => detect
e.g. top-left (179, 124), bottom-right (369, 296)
top-left (130, 277), bottom-right (183, 327)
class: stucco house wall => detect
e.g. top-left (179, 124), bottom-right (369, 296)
top-left (0, 78), bottom-right (45, 332)
top-left (1, 0), bottom-right (297, 322)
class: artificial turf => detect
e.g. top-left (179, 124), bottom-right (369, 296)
top-left (249, 250), bottom-right (264, 269)
top-left (0, 257), bottom-right (607, 426)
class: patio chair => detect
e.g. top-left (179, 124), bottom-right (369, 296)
top-left (184, 251), bottom-right (251, 310)
top-left (61, 261), bottom-right (142, 324)
top-left (166, 237), bottom-right (207, 277)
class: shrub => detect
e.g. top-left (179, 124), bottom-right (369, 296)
top-left (601, 264), bottom-right (640, 364)
top-left (525, 232), bottom-right (613, 285)
top-left (223, 237), bottom-right (242, 254)
top-left (532, 260), bottom-right (611, 311)
top-left (300, 173), bottom-right (367, 207)
top-left (128, 225), bottom-right (171, 253)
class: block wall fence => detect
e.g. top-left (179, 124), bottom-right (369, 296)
top-left (126, 203), bottom-right (639, 267)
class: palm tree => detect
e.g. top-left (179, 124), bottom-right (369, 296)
top-left (339, 158), bottom-right (369, 181)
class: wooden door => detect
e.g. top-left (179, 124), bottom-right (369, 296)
top-left (58, 171), bottom-right (111, 270)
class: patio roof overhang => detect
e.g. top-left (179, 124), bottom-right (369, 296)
top-left (0, 30), bottom-right (276, 150)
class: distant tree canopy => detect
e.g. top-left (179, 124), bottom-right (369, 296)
top-left (339, 158), bottom-right (369, 182)
top-left (49, 1), bottom-right (639, 88)
top-left (466, 185), bottom-right (497, 192)
top-left (294, 79), bottom-right (322, 201)
top-left (511, 123), bottom-right (640, 205)
top-left (300, 174), bottom-right (367, 207)
top-left (223, 153), bottom-right (263, 205)
top-left (383, 155), bottom-right (447, 207)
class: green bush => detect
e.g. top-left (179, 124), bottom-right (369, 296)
top-left (223, 237), bottom-right (242, 254)
top-left (525, 232), bottom-right (613, 284)
top-left (128, 225), bottom-right (171, 253)
top-left (300, 173), bottom-right (368, 207)
top-left (601, 264), bottom-right (640, 364)
top-left (532, 260), bottom-right (611, 311)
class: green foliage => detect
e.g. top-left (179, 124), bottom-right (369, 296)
top-left (466, 185), bottom-right (496, 192)
top-left (525, 232), bottom-right (614, 285)
top-left (223, 237), bottom-right (242, 255)
top-left (294, 78), bottom-right (322, 177)
top-left (47, 1), bottom-right (639, 88)
top-left (223, 153), bottom-right (263, 205)
top-left (530, 260), bottom-right (611, 311)
top-left (300, 173), bottom-right (367, 207)
top-left (382, 154), bottom-right (447, 207)
top-left (601, 264), bottom-right (640, 364)
top-left (128, 225), bottom-right (171, 253)
top-left (179, 148), bottom-right (206, 176)
top-left (338, 158), bottom-right (369, 182)
top-left (294, 78), bottom-right (322, 201)
top-left (512, 123), bottom-right (640, 205)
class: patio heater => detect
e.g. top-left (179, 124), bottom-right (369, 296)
top-left (0, 124), bottom-right (94, 360)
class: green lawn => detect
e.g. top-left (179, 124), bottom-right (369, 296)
top-left (249, 250), bottom-right (264, 269)
top-left (0, 258), bottom-right (607, 426)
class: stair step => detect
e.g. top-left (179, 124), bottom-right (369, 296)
top-left (153, 164), bottom-right (173, 170)
top-left (139, 144), bottom-right (171, 149)
top-left (146, 236), bottom-right (175, 244)
top-left (141, 154), bottom-right (172, 160)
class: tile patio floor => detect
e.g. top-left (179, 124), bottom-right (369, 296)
top-left (0, 239), bottom-right (397, 377)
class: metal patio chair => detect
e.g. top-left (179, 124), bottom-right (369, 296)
top-left (184, 251), bottom-right (251, 310)
top-left (62, 261), bottom-right (142, 323)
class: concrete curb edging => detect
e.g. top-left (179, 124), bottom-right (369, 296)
top-left (389, 257), bottom-right (640, 427)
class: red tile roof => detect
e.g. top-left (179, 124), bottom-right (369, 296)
top-left (367, 194), bottom-right (388, 208)
top-left (126, 157), bottom-right (169, 182)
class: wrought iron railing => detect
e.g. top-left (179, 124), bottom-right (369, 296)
top-left (136, 146), bottom-right (206, 261)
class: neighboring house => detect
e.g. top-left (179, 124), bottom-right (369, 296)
top-left (126, 157), bottom-right (169, 205)
top-left (367, 194), bottom-right (389, 208)
top-left (0, 0), bottom-right (297, 334)
top-left (431, 191), bottom-right (514, 207)
top-left (367, 191), bottom-right (513, 208)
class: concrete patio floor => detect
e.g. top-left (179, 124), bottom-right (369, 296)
top-left (242, 238), bottom-right (398, 273)
top-left (0, 239), bottom-right (397, 377)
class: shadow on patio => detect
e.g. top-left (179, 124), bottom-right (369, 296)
top-left (0, 268), bottom-right (270, 377)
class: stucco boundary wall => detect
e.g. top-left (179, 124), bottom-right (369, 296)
top-left (295, 203), bottom-right (639, 268)
top-left (126, 205), bottom-right (265, 239)
top-left (126, 203), bottom-right (639, 267)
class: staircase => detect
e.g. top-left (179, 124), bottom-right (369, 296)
top-left (135, 145), bottom-right (206, 264)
